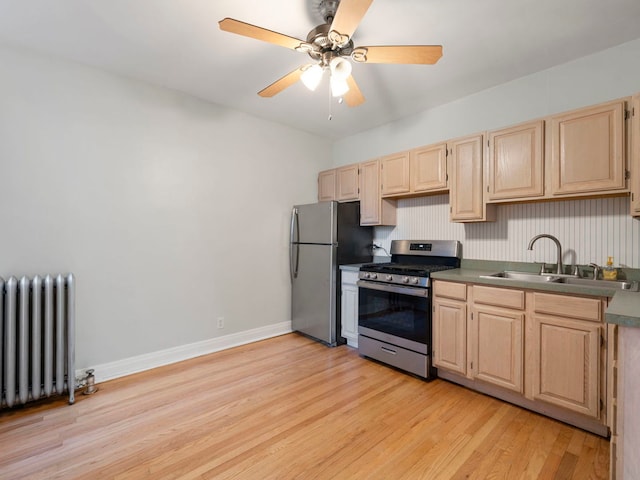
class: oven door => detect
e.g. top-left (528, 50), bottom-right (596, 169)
top-left (357, 280), bottom-right (431, 354)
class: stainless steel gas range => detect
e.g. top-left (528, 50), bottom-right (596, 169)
top-left (357, 240), bottom-right (462, 379)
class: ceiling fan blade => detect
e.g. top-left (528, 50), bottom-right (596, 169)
top-left (353, 45), bottom-right (443, 64)
top-left (219, 18), bottom-right (305, 51)
top-left (258, 67), bottom-right (305, 98)
top-left (344, 75), bottom-right (365, 107)
top-left (330, 0), bottom-right (373, 41)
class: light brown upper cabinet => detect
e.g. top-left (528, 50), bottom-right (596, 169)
top-left (487, 120), bottom-right (544, 202)
top-left (550, 100), bottom-right (627, 196)
top-left (335, 164), bottom-right (359, 202)
top-left (380, 144), bottom-right (448, 198)
top-left (631, 94), bottom-right (640, 215)
top-left (449, 134), bottom-right (496, 222)
top-left (411, 142), bottom-right (448, 194)
top-left (359, 159), bottom-right (397, 226)
top-left (380, 151), bottom-right (410, 196)
top-left (317, 169), bottom-right (336, 202)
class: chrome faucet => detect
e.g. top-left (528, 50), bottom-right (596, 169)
top-left (588, 263), bottom-right (601, 280)
top-left (527, 234), bottom-right (563, 275)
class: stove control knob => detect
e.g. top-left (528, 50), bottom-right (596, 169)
top-left (410, 277), bottom-right (420, 285)
top-left (402, 276), bottom-right (410, 284)
top-left (363, 273), bottom-right (370, 279)
top-left (370, 273), bottom-right (378, 279)
top-left (386, 275), bottom-right (393, 281)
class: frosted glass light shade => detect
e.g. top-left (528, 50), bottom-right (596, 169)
top-left (330, 76), bottom-right (349, 97)
top-left (301, 64), bottom-right (324, 91)
top-left (329, 57), bottom-right (352, 80)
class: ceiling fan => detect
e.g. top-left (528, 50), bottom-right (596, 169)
top-left (218, 0), bottom-right (442, 107)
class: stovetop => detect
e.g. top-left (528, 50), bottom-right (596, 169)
top-left (357, 240), bottom-right (462, 288)
top-left (360, 263), bottom-right (457, 276)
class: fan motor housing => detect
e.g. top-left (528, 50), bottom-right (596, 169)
top-left (305, 23), bottom-right (353, 61)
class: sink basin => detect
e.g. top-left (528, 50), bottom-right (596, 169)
top-left (480, 271), bottom-right (561, 283)
top-left (556, 276), bottom-right (639, 291)
top-left (479, 271), bottom-right (639, 291)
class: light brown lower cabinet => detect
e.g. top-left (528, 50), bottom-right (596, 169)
top-left (433, 281), bottom-right (468, 375)
top-left (473, 305), bottom-right (524, 393)
top-left (530, 291), bottom-right (604, 420)
top-left (530, 313), bottom-right (601, 418)
top-left (432, 280), bottom-right (608, 435)
top-left (433, 298), bottom-right (467, 375)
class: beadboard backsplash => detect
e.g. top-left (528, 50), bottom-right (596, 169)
top-left (374, 195), bottom-right (640, 269)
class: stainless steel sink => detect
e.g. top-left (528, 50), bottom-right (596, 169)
top-left (479, 271), bottom-right (561, 283)
top-left (479, 270), bottom-right (639, 291)
top-left (556, 276), bottom-right (639, 291)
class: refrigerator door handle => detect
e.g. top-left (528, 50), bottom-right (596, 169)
top-left (289, 207), bottom-right (300, 280)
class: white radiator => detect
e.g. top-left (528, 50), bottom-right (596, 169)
top-left (1, 274), bottom-right (75, 408)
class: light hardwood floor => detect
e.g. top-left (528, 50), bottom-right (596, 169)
top-left (0, 333), bottom-right (609, 479)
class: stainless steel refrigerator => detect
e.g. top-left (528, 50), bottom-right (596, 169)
top-left (290, 201), bottom-right (373, 346)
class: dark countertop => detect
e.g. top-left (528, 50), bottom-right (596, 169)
top-left (430, 268), bottom-right (629, 297)
top-left (604, 291), bottom-right (640, 327)
top-left (430, 261), bottom-right (640, 328)
top-left (339, 258), bottom-right (640, 327)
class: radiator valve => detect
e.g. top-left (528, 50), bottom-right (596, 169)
top-left (83, 369), bottom-right (98, 395)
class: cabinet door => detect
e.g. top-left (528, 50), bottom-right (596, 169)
top-left (449, 134), bottom-right (489, 222)
top-left (318, 169), bottom-right (336, 202)
top-left (359, 159), bottom-right (381, 225)
top-left (487, 120), bottom-right (544, 201)
top-left (550, 100), bottom-right (626, 196)
top-left (433, 298), bottom-right (467, 375)
top-left (472, 306), bottom-right (524, 393)
top-left (380, 152), bottom-right (410, 196)
top-left (359, 159), bottom-right (396, 226)
top-left (531, 314), bottom-right (601, 418)
top-left (632, 94), bottom-right (640, 215)
top-left (410, 143), bottom-right (448, 193)
top-left (340, 276), bottom-right (359, 345)
top-left (336, 164), bottom-right (359, 202)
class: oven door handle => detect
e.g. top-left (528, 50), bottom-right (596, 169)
top-left (357, 280), bottom-right (429, 298)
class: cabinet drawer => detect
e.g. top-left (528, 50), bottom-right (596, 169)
top-left (434, 281), bottom-right (467, 301)
top-left (473, 285), bottom-right (525, 310)
top-left (533, 292), bottom-right (602, 322)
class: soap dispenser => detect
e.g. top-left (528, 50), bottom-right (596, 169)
top-left (603, 256), bottom-right (617, 280)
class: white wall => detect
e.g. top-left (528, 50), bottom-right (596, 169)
top-left (375, 195), bottom-right (640, 268)
top-left (333, 38), bottom-right (640, 268)
top-left (333, 38), bottom-right (640, 165)
top-left (0, 44), bottom-right (331, 370)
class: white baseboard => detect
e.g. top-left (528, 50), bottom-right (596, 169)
top-left (78, 321), bottom-right (293, 384)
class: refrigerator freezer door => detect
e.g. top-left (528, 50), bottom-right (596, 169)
top-left (292, 201), bottom-right (337, 245)
top-left (291, 243), bottom-right (337, 345)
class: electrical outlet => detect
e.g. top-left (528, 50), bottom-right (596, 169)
top-left (217, 317), bottom-right (225, 329)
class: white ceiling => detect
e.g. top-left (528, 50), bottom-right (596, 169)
top-left (1, 0), bottom-right (640, 140)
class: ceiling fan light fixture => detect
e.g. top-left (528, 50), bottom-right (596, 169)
top-left (329, 56), bottom-right (352, 80)
top-left (330, 75), bottom-right (350, 97)
top-left (301, 64), bottom-right (324, 91)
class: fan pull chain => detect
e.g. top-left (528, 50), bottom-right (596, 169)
top-left (328, 86), bottom-right (333, 121)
